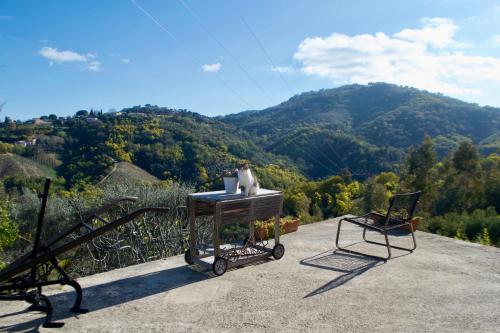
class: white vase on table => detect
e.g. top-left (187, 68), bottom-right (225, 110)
top-left (223, 177), bottom-right (239, 194)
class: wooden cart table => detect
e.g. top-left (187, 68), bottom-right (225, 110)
top-left (184, 189), bottom-right (284, 275)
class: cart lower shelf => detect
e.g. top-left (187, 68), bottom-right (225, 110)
top-left (185, 242), bottom-right (285, 276)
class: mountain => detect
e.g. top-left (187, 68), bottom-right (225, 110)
top-left (223, 83), bottom-right (500, 177)
top-left (225, 83), bottom-right (499, 144)
top-left (32, 106), bottom-right (295, 187)
top-left (1, 83), bottom-right (498, 186)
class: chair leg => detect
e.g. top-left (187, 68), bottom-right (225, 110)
top-left (363, 226), bottom-right (417, 252)
top-left (336, 219), bottom-right (390, 261)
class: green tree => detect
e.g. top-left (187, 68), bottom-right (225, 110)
top-left (404, 136), bottom-right (438, 212)
top-left (475, 227), bottom-right (492, 246)
top-left (0, 202), bottom-right (18, 269)
top-left (454, 226), bottom-right (466, 240)
top-left (453, 141), bottom-right (481, 173)
top-left (334, 181), bottom-right (361, 215)
top-left (75, 110), bottom-right (89, 118)
top-left (482, 154), bottom-right (500, 212)
top-left (363, 172), bottom-right (399, 213)
top-left (436, 141), bottom-right (485, 214)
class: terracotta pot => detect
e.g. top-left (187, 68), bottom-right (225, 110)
top-left (254, 218), bottom-right (300, 240)
top-left (404, 217), bottom-right (421, 232)
top-left (283, 219), bottom-right (299, 234)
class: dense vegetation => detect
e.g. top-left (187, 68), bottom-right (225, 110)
top-left (277, 138), bottom-right (500, 247)
top-left (0, 83), bottom-right (499, 276)
top-left (225, 83), bottom-right (500, 177)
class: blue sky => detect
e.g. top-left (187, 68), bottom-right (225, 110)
top-left (1, 0), bottom-right (500, 120)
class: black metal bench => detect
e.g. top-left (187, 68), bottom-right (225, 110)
top-left (336, 191), bottom-right (421, 260)
top-left (0, 179), bottom-right (169, 328)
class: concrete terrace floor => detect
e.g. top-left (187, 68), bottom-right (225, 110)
top-left (1, 218), bottom-right (499, 332)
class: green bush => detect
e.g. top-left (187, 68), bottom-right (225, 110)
top-left (423, 208), bottom-right (500, 246)
top-left (0, 202), bottom-right (18, 269)
top-left (3, 181), bottom-right (201, 276)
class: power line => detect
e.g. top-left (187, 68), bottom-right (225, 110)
top-left (177, 0), bottom-right (275, 105)
top-left (175, 1), bottom-right (344, 176)
top-left (235, 9), bottom-right (357, 176)
top-left (278, 128), bottom-right (346, 175)
top-left (130, 0), bottom-right (253, 109)
top-left (132, 0), bottom-right (358, 178)
top-left (237, 14), bottom-right (295, 96)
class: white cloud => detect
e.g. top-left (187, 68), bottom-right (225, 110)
top-left (394, 17), bottom-right (464, 48)
top-left (492, 35), bottom-right (500, 45)
top-left (122, 58), bottom-right (131, 64)
top-left (38, 47), bottom-right (87, 63)
top-left (202, 62), bottom-right (221, 73)
top-left (38, 46), bottom-right (102, 72)
top-left (271, 66), bottom-right (295, 73)
top-left (293, 17), bottom-right (500, 96)
top-left (87, 61), bottom-right (101, 72)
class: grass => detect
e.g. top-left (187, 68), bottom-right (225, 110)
top-left (97, 162), bottom-right (160, 187)
top-left (0, 153), bottom-right (56, 179)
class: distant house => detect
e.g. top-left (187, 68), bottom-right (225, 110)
top-left (14, 138), bottom-right (36, 147)
top-left (127, 112), bottom-right (146, 118)
top-left (31, 118), bottom-right (52, 126)
top-left (108, 111), bottom-right (123, 117)
top-left (15, 140), bottom-right (27, 147)
top-left (86, 117), bottom-right (104, 126)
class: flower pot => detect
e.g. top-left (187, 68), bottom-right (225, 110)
top-left (254, 218), bottom-right (299, 240)
top-left (283, 219), bottom-right (299, 234)
top-left (223, 177), bottom-right (239, 194)
top-left (404, 217), bottom-right (422, 232)
top-left (254, 226), bottom-right (268, 240)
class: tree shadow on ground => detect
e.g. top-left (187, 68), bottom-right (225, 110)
top-left (300, 249), bottom-right (384, 298)
top-left (0, 265), bottom-right (210, 332)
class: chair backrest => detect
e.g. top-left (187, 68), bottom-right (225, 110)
top-left (384, 191), bottom-right (421, 227)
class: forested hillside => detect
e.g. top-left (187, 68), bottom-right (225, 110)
top-left (224, 83), bottom-right (500, 177)
top-left (1, 83), bottom-right (498, 186)
top-left (0, 106), bottom-right (296, 189)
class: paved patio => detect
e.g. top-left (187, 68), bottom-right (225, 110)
top-left (1, 218), bottom-right (499, 332)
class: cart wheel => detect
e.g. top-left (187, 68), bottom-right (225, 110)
top-left (184, 249), bottom-right (199, 265)
top-left (272, 243), bottom-right (285, 260)
top-left (212, 257), bottom-right (228, 276)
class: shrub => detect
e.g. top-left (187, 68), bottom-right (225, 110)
top-left (4, 181), bottom-right (207, 276)
top-left (423, 209), bottom-right (500, 247)
top-left (0, 202), bottom-right (18, 269)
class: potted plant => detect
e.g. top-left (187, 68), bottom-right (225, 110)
top-left (407, 216), bottom-right (423, 231)
top-left (222, 169), bottom-right (239, 194)
top-left (254, 216), bottom-right (300, 240)
top-left (281, 216), bottom-right (299, 234)
top-left (254, 220), bottom-right (269, 240)
top-left (405, 216), bottom-right (422, 232)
